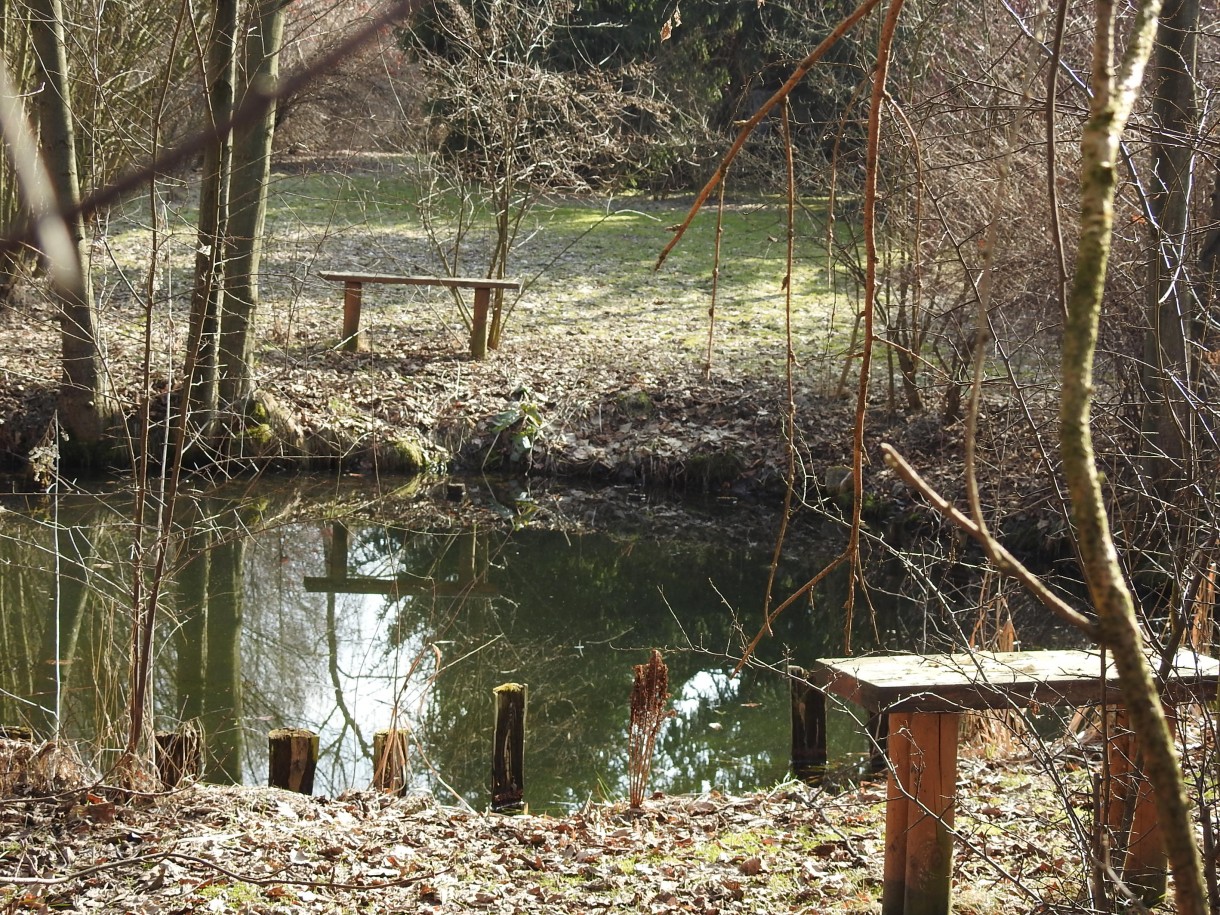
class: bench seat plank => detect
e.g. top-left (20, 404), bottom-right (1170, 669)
top-left (813, 647), bottom-right (1220, 713)
top-left (317, 272), bottom-right (521, 290)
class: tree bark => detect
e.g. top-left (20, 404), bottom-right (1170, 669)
top-left (1140, 0), bottom-right (1199, 496)
top-left (185, 0), bottom-right (239, 433)
top-left (0, 0), bottom-right (35, 303)
top-left (28, 0), bottom-right (118, 452)
top-left (218, 0), bottom-right (285, 414)
top-left (1060, 3), bottom-right (1207, 912)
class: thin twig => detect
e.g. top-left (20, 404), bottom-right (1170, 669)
top-left (844, 0), bottom-right (907, 653)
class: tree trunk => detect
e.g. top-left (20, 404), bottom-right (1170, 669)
top-left (1059, 3), bottom-right (1207, 913)
top-left (185, 0), bottom-right (239, 435)
top-left (28, 0), bottom-right (118, 453)
top-left (1140, 0), bottom-right (1199, 496)
top-left (0, 0), bottom-right (35, 304)
top-left (218, 0), bottom-right (285, 415)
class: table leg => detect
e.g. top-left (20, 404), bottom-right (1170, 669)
top-left (342, 281), bottom-right (365, 352)
top-left (884, 711), bottom-right (959, 915)
top-left (470, 285), bottom-right (490, 359)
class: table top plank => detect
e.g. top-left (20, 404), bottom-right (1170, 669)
top-left (317, 271), bottom-right (521, 290)
top-left (812, 649), bottom-right (1220, 712)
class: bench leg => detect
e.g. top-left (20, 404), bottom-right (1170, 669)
top-left (883, 712), bottom-right (913, 915)
top-left (342, 281), bottom-right (365, 352)
top-left (1106, 707), bottom-right (1172, 904)
top-left (470, 285), bottom-right (490, 359)
top-left (883, 711), bottom-right (958, 915)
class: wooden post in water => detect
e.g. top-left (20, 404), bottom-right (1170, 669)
top-left (155, 721), bottom-right (202, 788)
top-left (373, 728), bottom-right (410, 794)
top-left (268, 728), bottom-right (318, 794)
top-left (789, 665), bottom-right (826, 783)
top-left (491, 682), bottom-right (526, 812)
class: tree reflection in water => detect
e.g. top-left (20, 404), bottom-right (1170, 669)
top-left (1, 482), bottom-right (935, 811)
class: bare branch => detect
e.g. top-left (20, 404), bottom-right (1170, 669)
top-left (882, 442), bottom-right (1097, 636)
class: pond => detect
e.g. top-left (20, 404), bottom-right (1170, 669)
top-left (0, 476), bottom-right (1011, 811)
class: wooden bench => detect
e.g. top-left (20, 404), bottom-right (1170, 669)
top-left (316, 271), bottom-right (521, 358)
top-left (813, 649), bottom-right (1220, 915)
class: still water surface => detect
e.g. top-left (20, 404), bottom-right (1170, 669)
top-left (0, 479), bottom-right (937, 810)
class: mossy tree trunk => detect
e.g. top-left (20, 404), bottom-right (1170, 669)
top-left (218, 0), bottom-right (285, 421)
top-left (1060, 2), bottom-right (1206, 912)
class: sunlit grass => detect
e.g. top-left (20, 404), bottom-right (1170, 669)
top-left (95, 155), bottom-right (865, 380)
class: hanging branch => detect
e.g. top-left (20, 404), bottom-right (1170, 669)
top-left (703, 180), bottom-right (727, 380)
top-left (654, 0), bottom-right (883, 271)
top-left (1046, 0), bottom-right (1071, 319)
top-left (881, 443), bottom-right (1096, 635)
top-left (736, 0), bottom-right (905, 664)
top-left (964, 0), bottom-right (1051, 564)
top-left (762, 101), bottom-right (799, 632)
top-left (843, 0), bottom-right (906, 653)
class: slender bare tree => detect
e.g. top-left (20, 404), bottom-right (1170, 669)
top-left (28, 0), bottom-right (118, 454)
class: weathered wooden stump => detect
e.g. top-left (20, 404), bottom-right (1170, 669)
top-left (268, 728), bottom-right (318, 794)
top-left (155, 721), bottom-right (202, 788)
top-left (789, 665), bottom-right (826, 783)
top-left (491, 683), bottom-right (526, 812)
top-left (373, 728), bottom-right (410, 794)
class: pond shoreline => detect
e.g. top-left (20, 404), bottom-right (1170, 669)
top-left (0, 291), bottom-right (1075, 567)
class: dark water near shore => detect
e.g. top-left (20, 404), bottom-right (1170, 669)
top-left (0, 477), bottom-right (1034, 810)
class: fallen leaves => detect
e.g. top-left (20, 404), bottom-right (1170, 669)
top-left (0, 755), bottom-right (1113, 915)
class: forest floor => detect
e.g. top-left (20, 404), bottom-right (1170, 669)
top-left (1, 723), bottom-right (1165, 915)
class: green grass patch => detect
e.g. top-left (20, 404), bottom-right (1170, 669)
top-left (96, 155), bottom-right (866, 381)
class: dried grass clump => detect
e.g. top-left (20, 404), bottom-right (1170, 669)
top-left (628, 650), bottom-right (673, 809)
top-left (0, 738), bottom-right (93, 797)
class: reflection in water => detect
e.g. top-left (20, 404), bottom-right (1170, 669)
top-left (0, 483), bottom-right (932, 810)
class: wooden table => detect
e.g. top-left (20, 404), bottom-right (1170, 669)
top-left (317, 272), bottom-right (521, 357)
top-left (813, 649), bottom-right (1220, 915)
